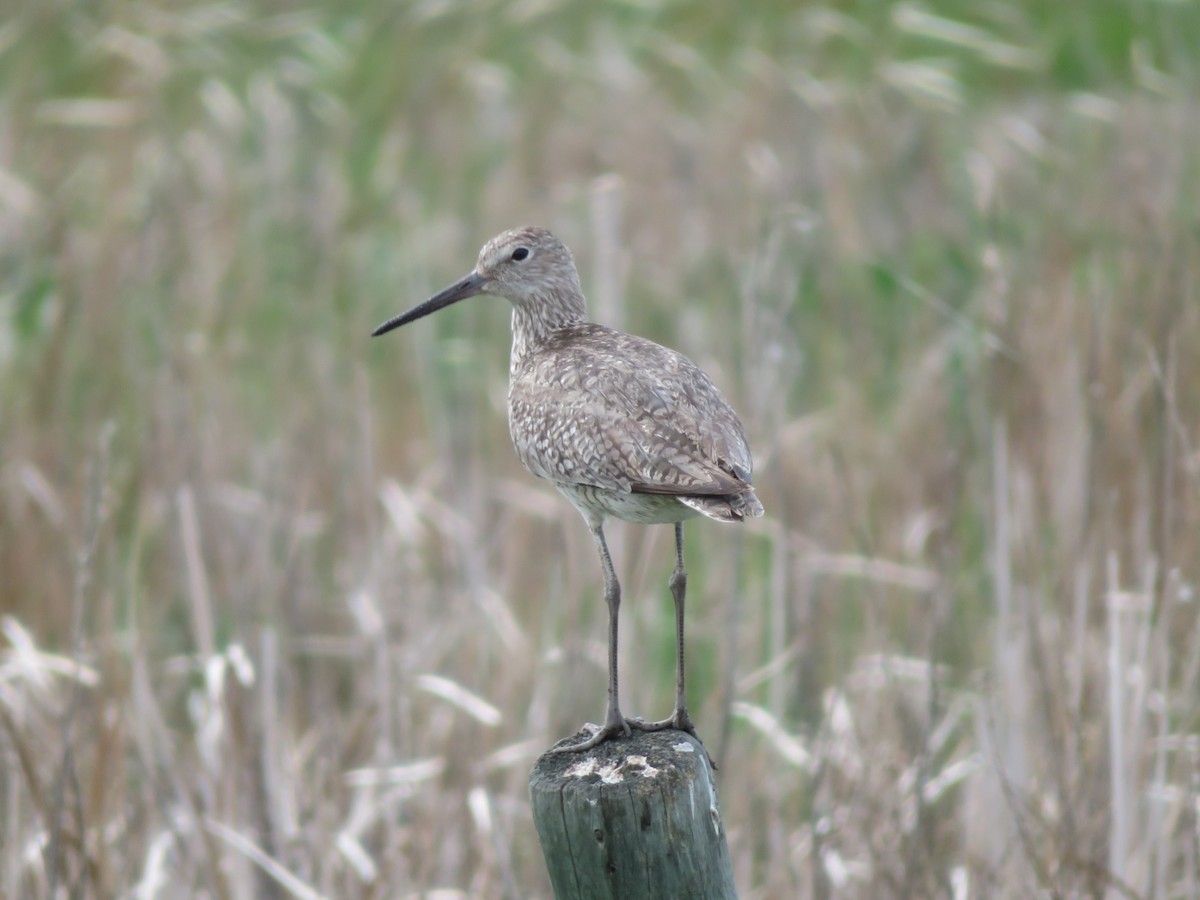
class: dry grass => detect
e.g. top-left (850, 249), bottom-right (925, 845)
top-left (2, 2), bottom-right (1199, 897)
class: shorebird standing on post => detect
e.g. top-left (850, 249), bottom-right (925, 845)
top-left (372, 226), bottom-right (763, 754)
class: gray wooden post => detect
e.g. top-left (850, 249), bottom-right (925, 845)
top-left (529, 729), bottom-right (738, 899)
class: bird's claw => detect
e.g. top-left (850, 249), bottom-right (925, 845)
top-left (548, 715), bottom-right (632, 755)
top-left (627, 709), bottom-right (697, 737)
top-left (549, 710), bottom-right (716, 769)
top-left (627, 710), bottom-right (716, 769)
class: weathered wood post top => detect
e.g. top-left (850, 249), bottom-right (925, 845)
top-left (529, 728), bottom-right (737, 900)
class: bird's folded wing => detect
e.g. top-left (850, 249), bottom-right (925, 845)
top-left (510, 346), bottom-right (755, 498)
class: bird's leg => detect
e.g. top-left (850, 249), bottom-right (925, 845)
top-left (629, 523), bottom-right (702, 743)
top-left (549, 523), bottom-right (632, 754)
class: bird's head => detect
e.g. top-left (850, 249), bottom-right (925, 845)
top-left (372, 226), bottom-right (584, 338)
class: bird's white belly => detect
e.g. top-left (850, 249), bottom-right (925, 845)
top-left (554, 483), bottom-right (699, 528)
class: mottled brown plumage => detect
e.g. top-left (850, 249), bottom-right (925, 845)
top-left (373, 226), bottom-right (762, 754)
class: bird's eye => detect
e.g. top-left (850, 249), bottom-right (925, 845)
top-left (511, 247), bottom-right (530, 262)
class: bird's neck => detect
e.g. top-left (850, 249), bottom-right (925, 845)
top-left (509, 289), bottom-right (588, 373)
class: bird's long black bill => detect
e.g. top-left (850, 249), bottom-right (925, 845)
top-left (371, 271), bottom-right (487, 337)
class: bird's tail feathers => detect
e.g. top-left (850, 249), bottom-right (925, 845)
top-left (680, 489), bottom-right (764, 523)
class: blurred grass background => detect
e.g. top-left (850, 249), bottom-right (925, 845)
top-left (2, 0), bottom-right (1199, 896)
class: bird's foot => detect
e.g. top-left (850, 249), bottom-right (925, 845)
top-left (627, 708), bottom-right (716, 769)
top-left (548, 711), bottom-right (632, 755)
top-left (548, 709), bottom-right (716, 768)
top-left (627, 706), bottom-right (697, 737)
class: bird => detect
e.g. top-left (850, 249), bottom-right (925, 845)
top-left (372, 226), bottom-right (763, 754)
